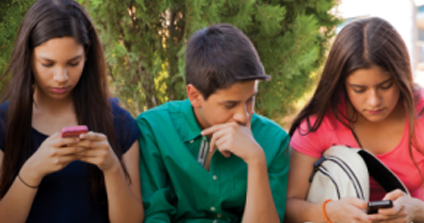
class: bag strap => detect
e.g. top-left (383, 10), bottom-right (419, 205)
top-left (353, 148), bottom-right (410, 195)
top-left (349, 129), bottom-right (410, 195)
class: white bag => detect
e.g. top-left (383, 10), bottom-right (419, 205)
top-left (307, 145), bottom-right (409, 204)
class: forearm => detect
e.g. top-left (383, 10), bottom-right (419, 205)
top-left (285, 198), bottom-right (326, 223)
top-left (242, 154), bottom-right (279, 223)
top-left (0, 166), bottom-right (41, 223)
top-left (104, 165), bottom-right (144, 223)
top-left (411, 197), bottom-right (424, 222)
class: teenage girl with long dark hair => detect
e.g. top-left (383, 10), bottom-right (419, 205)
top-left (286, 17), bottom-right (424, 222)
top-left (0, 0), bottom-right (143, 222)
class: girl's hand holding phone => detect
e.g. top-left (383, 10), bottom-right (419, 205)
top-left (368, 189), bottom-right (418, 222)
top-left (76, 132), bottom-right (120, 173)
top-left (20, 133), bottom-right (83, 186)
top-left (325, 197), bottom-right (371, 223)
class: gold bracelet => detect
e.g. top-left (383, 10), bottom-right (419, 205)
top-left (17, 174), bottom-right (38, 189)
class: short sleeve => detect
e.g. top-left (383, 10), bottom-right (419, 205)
top-left (268, 132), bottom-right (290, 221)
top-left (111, 100), bottom-right (140, 154)
top-left (289, 116), bottom-right (329, 158)
top-left (136, 115), bottom-right (175, 222)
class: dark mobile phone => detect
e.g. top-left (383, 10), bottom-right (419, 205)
top-left (367, 200), bottom-right (393, 214)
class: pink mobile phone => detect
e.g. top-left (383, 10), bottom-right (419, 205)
top-left (61, 125), bottom-right (88, 138)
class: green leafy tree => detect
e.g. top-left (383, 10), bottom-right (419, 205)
top-left (0, 0), bottom-right (36, 76)
top-left (1, 0), bottom-right (340, 121)
top-left (79, 0), bottom-right (340, 119)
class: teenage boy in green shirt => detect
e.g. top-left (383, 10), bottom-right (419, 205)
top-left (136, 24), bottom-right (289, 223)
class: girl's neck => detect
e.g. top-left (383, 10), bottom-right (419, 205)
top-left (33, 88), bottom-right (74, 115)
top-left (32, 88), bottom-right (78, 135)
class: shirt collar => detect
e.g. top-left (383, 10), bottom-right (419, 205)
top-left (181, 99), bottom-right (203, 142)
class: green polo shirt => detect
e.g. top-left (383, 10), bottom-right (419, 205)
top-left (136, 99), bottom-right (289, 223)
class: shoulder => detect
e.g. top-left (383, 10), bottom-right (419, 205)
top-left (108, 98), bottom-right (139, 130)
top-left (290, 111), bottom-right (342, 158)
top-left (252, 113), bottom-right (288, 138)
top-left (137, 102), bottom-right (170, 118)
top-left (109, 98), bottom-right (140, 151)
top-left (0, 101), bottom-right (8, 111)
top-left (110, 98), bottom-right (132, 118)
top-left (109, 98), bottom-right (138, 128)
top-left (136, 100), bottom-right (191, 146)
top-left (136, 100), bottom-right (186, 125)
top-left (251, 113), bottom-right (289, 152)
top-left (293, 108), bottom-right (342, 137)
top-left (251, 114), bottom-right (290, 169)
top-left (0, 101), bottom-right (9, 123)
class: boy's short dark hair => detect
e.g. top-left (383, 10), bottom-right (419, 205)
top-left (185, 24), bottom-right (270, 99)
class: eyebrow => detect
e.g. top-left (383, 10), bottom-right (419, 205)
top-left (39, 55), bottom-right (83, 62)
top-left (219, 91), bottom-right (258, 104)
top-left (348, 78), bottom-right (393, 88)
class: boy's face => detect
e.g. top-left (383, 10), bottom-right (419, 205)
top-left (188, 80), bottom-right (258, 129)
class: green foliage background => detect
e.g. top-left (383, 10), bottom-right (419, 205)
top-left (0, 0), bottom-right (340, 123)
top-left (0, 0), bottom-right (36, 76)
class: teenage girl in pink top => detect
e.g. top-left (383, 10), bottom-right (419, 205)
top-left (286, 17), bottom-right (424, 222)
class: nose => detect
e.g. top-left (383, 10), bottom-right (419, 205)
top-left (53, 67), bottom-right (68, 83)
top-left (368, 89), bottom-right (382, 107)
top-left (233, 104), bottom-right (250, 126)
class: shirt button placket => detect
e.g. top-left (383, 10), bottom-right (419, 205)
top-left (209, 139), bottom-right (219, 222)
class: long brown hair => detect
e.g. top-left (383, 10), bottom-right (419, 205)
top-left (289, 17), bottom-right (423, 192)
top-left (0, 0), bottom-right (128, 203)
top-left (290, 17), bottom-right (415, 137)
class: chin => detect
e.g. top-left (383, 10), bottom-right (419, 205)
top-left (364, 115), bottom-right (388, 123)
top-left (49, 94), bottom-right (71, 101)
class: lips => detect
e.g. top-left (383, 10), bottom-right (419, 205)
top-left (50, 87), bottom-right (69, 94)
top-left (367, 108), bottom-right (384, 115)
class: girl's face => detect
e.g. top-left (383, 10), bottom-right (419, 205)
top-left (345, 66), bottom-right (401, 123)
top-left (32, 36), bottom-right (85, 101)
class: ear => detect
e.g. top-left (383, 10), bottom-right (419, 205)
top-left (187, 84), bottom-right (203, 108)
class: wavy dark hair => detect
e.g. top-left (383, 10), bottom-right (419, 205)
top-left (0, 0), bottom-right (128, 203)
top-left (289, 17), bottom-right (423, 191)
